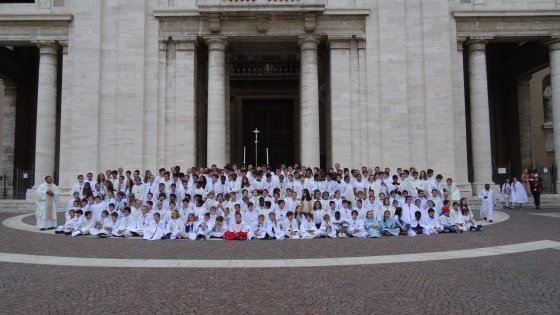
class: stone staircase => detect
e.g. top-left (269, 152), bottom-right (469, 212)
top-left (1, 194), bottom-right (559, 214)
top-left (466, 194), bottom-right (560, 210)
top-left (0, 199), bottom-right (66, 213)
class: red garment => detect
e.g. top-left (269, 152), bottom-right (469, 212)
top-left (224, 230), bottom-right (248, 240)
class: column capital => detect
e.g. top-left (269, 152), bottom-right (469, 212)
top-left (205, 36), bottom-right (227, 51)
top-left (356, 37), bottom-right (366, 50)
top-left (467, 39), bottom-right (488, 52)
top-left (298, 35), bottom-right (320, 50)
top-left (547, 35), bottom-right (560, 51)
top-left (457, 36), bottom-right (467, 51)
top-left (59, 40), bottom-right (68, 55)
top-left (173, 36), bottom-right (198, 51)
top-left (158, 36), bottom-right (170, 51)
top-left (34, 41), bottom-right (60, 55)
top-left (328, 35), bottom-right (352, 49)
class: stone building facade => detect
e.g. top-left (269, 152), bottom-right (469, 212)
top-left (0, 0), bottom-right (560, 196)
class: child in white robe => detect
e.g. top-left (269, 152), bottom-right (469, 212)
top-left (499, 179), bottom-right (512, 209)
top-left (164, 210), bottom-right (185, 239)
top-left (248, 214), bottom-right (267, 240)
top-left (71, 211), bottom-right (96, 236)
top-left (462, 206), bottom-right (482, 232)
top-left (478, 184), bottom-right (496, 222)
top-left (88, 210), bottom-right (110, 236)
top-left (283, 211), bottom-right (300, 239)
top-left (143, 212), bottom-right (167, 241)
top-left (347, 210), bottom-right (367, 238)
top-left (331, 211), bottom-right (349, 237)
top-left (425, 208), bottom-right (443, 234)
top-left (265, 212), bottom-right (285, 240)
top-left (450, 202), bottom-right (466, 232)
top-left (195, 213), bottom-right (212, 240)
top-left (209, 216), bottom-right (227, 239)
top-left (112, 207), bottom-right (139, 237)
top-left (410, 210), bottom-right (432, 235)
top-left (55, 209), bottom-right (77, 235)
top-left (299, 213), bottom-right (319, 239)
top-left (181, 213), bottom-right (198, 240)
top-left (92, 212), bottom-right (119, 237)
top-left (318, 214), bottom-right (337, 238)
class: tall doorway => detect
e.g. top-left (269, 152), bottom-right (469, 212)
top-left (242, 98), bottom-right (295, 168)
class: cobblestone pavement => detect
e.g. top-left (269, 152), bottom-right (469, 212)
top-left (0, 208), bottom-right (559, 314)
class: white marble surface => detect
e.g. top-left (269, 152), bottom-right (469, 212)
top-left (468, 41), bottom-right (494, 187)
top-left (206, 37), bottom-right (227, 167)
top-left (299, 36), bottom-right (320, 167)
top-left (34, 43), bottom-right (58, 185)
top-left (549, 38), bottom-right (560, 191)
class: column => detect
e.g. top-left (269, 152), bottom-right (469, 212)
top-left (329, 37), bottom-right (352, 168)
top-left (175, 37), bottom-right (198, 168)
top-left (517, 75), bottom-right (533, 170)
top-left (467, 40), bottom-right (494, 188)
top-left (548, 37), bottom-right (560, 192)
top-left (157, 38), bottom-right (167, 167)
top-left (206, 36), bottom-right (226, 167)
top-left (299, 36), bottom-right (320, 167)
top-left (349, 38), bottom-right (361, 168)
top-left (34, 42), bottom-right (59, 185)
top-left (58, 41), bottom-right (74, 189)
top-left (0, 78), bottom-right (16, 197)
top-left (453, 39), bottom-right (470, 193)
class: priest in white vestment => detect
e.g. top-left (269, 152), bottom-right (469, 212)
top-left (36, 175), bottom-right (60, 230)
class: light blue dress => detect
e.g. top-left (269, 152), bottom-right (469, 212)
top-left (379, 217), bottom-right (400, 236)
top-left (364, 218), bottom-right (381, 238)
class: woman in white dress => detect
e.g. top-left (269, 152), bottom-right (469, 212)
top-left (510, 177), bottom-right (528, 208)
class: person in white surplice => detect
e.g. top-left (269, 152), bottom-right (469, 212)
top-left (36, 175), bottom-right (60, 230)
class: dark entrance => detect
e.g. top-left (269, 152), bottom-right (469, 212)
top-left (243, 99), bottom-right (295, 168)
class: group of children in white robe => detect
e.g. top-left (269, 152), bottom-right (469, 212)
top-left (55, 165), bottom-right (484, 240)
top-left (499, 177), bottom-right (529, 209)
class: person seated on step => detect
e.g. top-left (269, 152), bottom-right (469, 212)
top-left (461, 206), bottom-right (482, 232)
top-left (92, 211), bottom-right (119, 238)
top-left (209, 215), bottom-right (227, 239)
top-left (331, 211), bottom-right (349, 237)
top-left (88, 210), bottom-right (110, 236)
top-left (283, 211), bottom-right (299, 239)
top-left (347, 210), bottom-right (367, 238)
top-left (425, 208), bottom-right (444, 234)
top-left (248, 214), bottom-right (267, 240)
top-left (195, 212), bottom-right (212, 240)
top-left (55, 209), bottom-right (77, 235)
top-left (112, 207), bottom-right (141, 237)
top-left (143, 212), bottom-right (167, 241)
top-left (265, 212), bottom-right (285, 240)
top-left (224, 212), bottom-right (249, 240)
top-left (299, 213), bottom-right (319, 239)
top-left (379, 210), bottom-right (400, 236)
top-left (438, 207), bottom-right (459, 233)
top-left (449, 202), bottom-right (466, 233)
top-left (410, 210), bottom-right (429, 235)
top-left (180, 213), bottom-right (197, 240)
top-left (363, 210), bottom-right (381, 238)
top-left (318, 213), bottom-right (337, 238)
top-left (71, 210), bottom-right (96, 237)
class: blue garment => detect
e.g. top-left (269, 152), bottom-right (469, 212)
top-left (364, 218), bottom-right (381, 238)
top-left (379, 217), bottom-right (400, 236)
